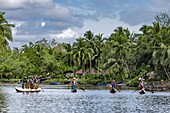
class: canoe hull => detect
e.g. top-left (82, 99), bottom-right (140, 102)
top-left (139, 90), bottom-right (145, 94)
top-left (15, 87), bottom-right (41, 92)
top-left (71, 89), bottom-right (77, 93)
top-left (110, 89), bottom-right (116, 93)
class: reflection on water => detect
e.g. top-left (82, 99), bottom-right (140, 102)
top-left (0, 86), bottom-right (170, 113)
top-left (0, 89), bottom-right (6, 113)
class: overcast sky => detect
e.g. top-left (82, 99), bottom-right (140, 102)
top-left (0, 0), bottom-right (170, 48)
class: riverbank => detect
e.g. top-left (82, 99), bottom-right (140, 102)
top-left (1, 79), bottom-right (170, 91)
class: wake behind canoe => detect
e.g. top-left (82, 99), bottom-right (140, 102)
top-left (15, 87), bottom-right (42, 92)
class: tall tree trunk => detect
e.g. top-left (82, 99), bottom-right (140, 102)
top-left (123, 58), bottom-right (130, 78)
top-left (90, 59), bottom-right (91, 74)
top-left (69, 55), bottom-right (72, 67)
top-left (97, 59), bottom-right (99, 74)
top-left (163, 67), bottom-right (170, 80)
top-left (125, 61), bottom-right (130, 78)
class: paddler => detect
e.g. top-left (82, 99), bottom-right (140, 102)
top-left (109, 79), bottom-right (117, 93)
top-left (70, 77), bottom-right (77, 91)
top-left (138, 77), bottom-right (145, 94)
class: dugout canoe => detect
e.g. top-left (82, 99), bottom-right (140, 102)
top-left (15, 87), bottom-right (42, 92)
top-left (139, 89), bottom-right (145, 94)
top-left (110, 89), bottom-right (116, 93)
top-left (71, 89), bottom-right (77, 93)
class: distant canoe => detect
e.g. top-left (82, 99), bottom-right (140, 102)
top-left (50, 82), bottom-right (61, 85)
top-left (97, 83), bottom-right (108, 86)
top-left (97, 82), bottom-right (123, 87)
top-left (15, 87), bottom-right (42, 92)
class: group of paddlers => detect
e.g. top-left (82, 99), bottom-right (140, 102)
top-left (64, 77), bottom-right (166, 93)
top-left (20, 75), bottom-right (165, 93)
top-left (109, 78), bottom-right (146, 94)
top-left (109, 77), bottom-right (166, 94)
top-left (21, 76), bottom-right (40, 89)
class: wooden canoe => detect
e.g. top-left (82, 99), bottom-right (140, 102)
top-left (15, 87), bottom-right (42, 92)
top-left (71, 89), bottom-right (77, 93)
top-left (110, 89), bottom-right (116, 93)
top-left (139, 90), bottom-right (145, 94)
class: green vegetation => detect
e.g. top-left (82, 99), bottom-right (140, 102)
top-left (0, 12), bottom-right (170, 86)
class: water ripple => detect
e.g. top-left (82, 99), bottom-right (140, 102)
top-left (0, 86), bottom-right (170, 113)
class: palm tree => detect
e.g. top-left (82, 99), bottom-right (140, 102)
top-left (135, 21), bottom-right (170, 80)
top-left (152, 43), bottom-right (170, 80)
top-left (112, 27), bottom-right (131, 77)
top-left (94, 33), bottom-right (104, 74)
top-left (103, 27), bottom-right (132, 79)
top-left (84, 30), bottom-right (94, 41)
top-left (62, 43), bottom-right (73, 67)
top-left (134, 23), bottom-right (161, 68)
top-left (72, 38), bottom-right (89, 74)
top-left (0, 12), bottom-right (15, 52)
top-left (148, 22), bottom-right (162, 47)
top-left (83, 30), bottom-right (95, 73)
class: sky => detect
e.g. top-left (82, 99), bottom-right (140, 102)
top-left (0, 0), bottom-right (170, 48)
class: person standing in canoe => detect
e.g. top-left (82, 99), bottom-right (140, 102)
top-left (70, 77), bottom-right (77, 92)
top-left (138, 78), bottom-right (145, 94)
top-left (109, 79), bottom-right (116, 93)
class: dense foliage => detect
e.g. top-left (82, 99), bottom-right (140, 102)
top-left (0, 12), bottom-right (170, 85)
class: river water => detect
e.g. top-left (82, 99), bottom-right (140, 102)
top-left (0, 85), bottom-right (170, 113)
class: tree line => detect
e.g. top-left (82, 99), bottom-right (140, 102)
top-left (0, 12), bottom-right (170, 85)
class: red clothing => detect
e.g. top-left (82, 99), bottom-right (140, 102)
top-left (139, 81), bottom-right (144, 90)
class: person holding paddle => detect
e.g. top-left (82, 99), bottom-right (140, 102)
top-left (70, 77), bottom-right (77, 92)
top-left (138, 78), bottom-right (146, 94)
top-left (109, 79), bottom-right (117, 93)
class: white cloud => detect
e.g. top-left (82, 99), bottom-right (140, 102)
top-left (151, 0), bottom-right (170, 9)
top-left (0, 0), bottom-right (25, 9)
top-left (9, 16), bottom-right (147, 49)
top-left (50, 28), bottom-right (78, 39)
top-left (0, 0), bottom-right (54, 9)
top-left (74, 16), bottom-right (144, 38)
top-left (1, 0), bottom-right (83, 36)
top-left (2, 0), bottom-right (169, 48)
top-left (9, 34), bottom-right (39, 48)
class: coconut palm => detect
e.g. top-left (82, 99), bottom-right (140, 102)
top-left (94, 33), bottom-right (104, 74)
top-left (72, 38), bottom-right (88, 74)
top-left (103, 27), bottom-right (132, 79)
top-left (152, 43), bottom-right (170, 79)
top-left (83, 30), bottom-right (96, 73)
top-left (134, 23), bottom-right (161, 68)
top-left (0, 12), bottom-right (15, 52)
top-left (62, 43), bottom-right (73, 67)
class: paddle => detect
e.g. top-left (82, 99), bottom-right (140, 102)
top-left (116, 89), bottom-right (121, 92)
top-left (80, 87), bottom-right (85, 91)
top-left (41, 88), bottom-right (44, 92)
top-left (150, 90), bottom-right (154, 93)
top-left (40, 84), bottom-right (44, 92)
top-left (132, 89), bottom-right (154, 93)
top-left (132, 89), bottom-right (138, 93)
